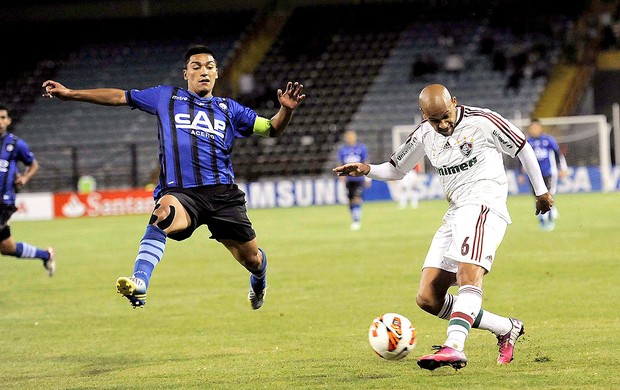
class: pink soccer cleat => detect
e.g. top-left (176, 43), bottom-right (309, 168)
top-left (417, 345), bottom-right (468, 371)
top-left (497, 318), bottom-right (525, 365)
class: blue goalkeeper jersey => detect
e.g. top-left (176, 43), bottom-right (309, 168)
top-left (0, 133), bottom-right (35, 206)
top-left (338, 143), bottom-right (368, 183)
top-left (527, 134), bottom-right (562, 178)
top-left (126, 85), bottom-right (258, 197)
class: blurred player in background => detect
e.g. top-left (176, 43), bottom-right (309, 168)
top-left (43, 45), bottom-right (305, 310)
top-left (519, 118), bottom-right (567, 231)
top-left (0, 104), bottom-right (55, 276)
top-left (398, 162), bottom-right (423, 209)
top-left (337, 129), bottom-right (370, 230)
top-left (334, 84), bottom-right (553, 370)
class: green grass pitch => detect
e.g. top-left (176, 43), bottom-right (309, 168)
top-left (0, 192), bottom-right (618, 389)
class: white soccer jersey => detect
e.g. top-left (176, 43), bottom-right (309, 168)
top-left (390, 105), bottom-right (526, 222)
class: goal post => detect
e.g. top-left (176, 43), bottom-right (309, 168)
top-left (512, 115), bottom-right (612, 192)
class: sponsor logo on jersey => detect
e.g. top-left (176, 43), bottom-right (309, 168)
top-left (492, 129), bottom-right (513, 149)
top-left (394, 141), bottom-right (414, 161)
top-left (172, 94), bottom-right (211, 107)
top-left (435, 156), bottom-right (478, 176)
top-left (174, 111), bottom-right (225, 138)
top-left (172, 95), bottom-right (189, 101)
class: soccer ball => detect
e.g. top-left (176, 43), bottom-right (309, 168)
top-left (368, 313), bottom-right (417, 360)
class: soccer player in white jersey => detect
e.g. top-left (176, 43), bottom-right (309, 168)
top-left (333, 84), bottom-right (553, 370)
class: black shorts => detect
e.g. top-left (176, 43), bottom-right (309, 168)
top-left (157, 184), bottom-right (256, 242)
top-left (345, 181), bottom-right (364, 200)
top-left (0, 204), bottom-right (17, 241)
top-left (0, 204), bottom-right (17, 227)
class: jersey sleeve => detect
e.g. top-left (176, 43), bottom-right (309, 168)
top-left (126, 85), bottom-right (167, 115)
top-left (226, 98), bottom-right (258, 138)
top-left (15, 138), bottom-right (35, 165)
top-left (389, 126), bottom-right (426, 174)
top-left (485, 110), bottom-right (526, 158)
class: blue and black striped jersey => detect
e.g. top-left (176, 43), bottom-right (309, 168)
top-left (0, 133), bottom-right (35, 205)
top-left (126, 85), bottom-right (258, 197)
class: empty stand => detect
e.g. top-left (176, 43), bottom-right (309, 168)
top-left (12, 13), bottom-right (255, 192)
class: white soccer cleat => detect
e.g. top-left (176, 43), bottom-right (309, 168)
top-left (44, 247), bottom-right (56, 277)
top-left (497, 318), bottom-right (525, 365)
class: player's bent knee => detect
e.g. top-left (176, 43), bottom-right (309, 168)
top-left (416, 293), bottom-right (439, 315)
top-left (149, 204), bottom-right (176, 230)
top-left (239, 248), bottom-right (262, 271)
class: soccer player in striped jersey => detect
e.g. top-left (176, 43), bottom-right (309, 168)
top-left (519, 118), bottom-right (568, 231)
top-left (334, 84), bottom-right (553, 370)
top-left (0, 104), bottom-right (55, 276)
top-left (43, 45), bottom-right (305, 310)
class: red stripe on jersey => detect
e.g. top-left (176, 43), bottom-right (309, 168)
top-left (464, 107), bottom-right (525, 148)
top-left (466, 108), bottom-right (522, 144)
top-left (471, 205), bottom-right (490, 261)
top-left (406, 123), bottom-right (424, 143)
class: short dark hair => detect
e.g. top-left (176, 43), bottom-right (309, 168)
top-left (0, 104), bottom-right (10, 115)
top-left (184, 45), bottom-right (216, 67)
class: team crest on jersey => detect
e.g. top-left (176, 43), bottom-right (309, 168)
top-left (219, 102), bottom-right (228, 111)
top-left (5, 144), bottom-right (14, 152)
top-left (459, 141), bottom-right (473, 157)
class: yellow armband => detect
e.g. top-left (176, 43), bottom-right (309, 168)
top-left (253, 117), bottom-right (272, 137)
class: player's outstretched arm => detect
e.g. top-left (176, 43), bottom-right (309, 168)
top-left (268, 81), bottom-right (305, 137)
top-left (42, 80), bottom-right (127, 106)
top-left (333, 162), bottom-right (370, 177)
top-left (334, 161), bottom-right (406, 181)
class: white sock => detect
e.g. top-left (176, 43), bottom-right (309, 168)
top-left (438, 293), bottom-right (512, 336)
top-left (445, 285), bottom-right (482, 351)
top-left (474, 309), bottom-right (512, 335)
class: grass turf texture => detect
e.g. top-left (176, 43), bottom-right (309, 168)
top-left (0, 192), bottom-right (618, 389)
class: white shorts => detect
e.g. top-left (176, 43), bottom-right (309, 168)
top-left (422, 204), bottom-right (507, 273)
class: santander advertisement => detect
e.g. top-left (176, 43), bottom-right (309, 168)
top-left (54, 189), bottom-right (155, 218)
